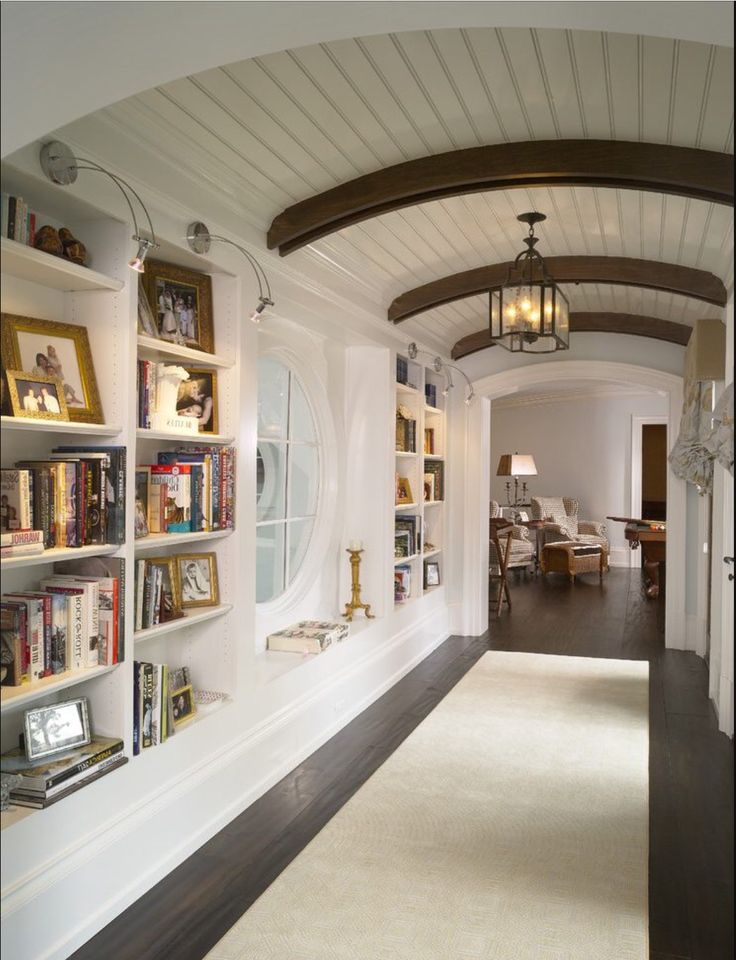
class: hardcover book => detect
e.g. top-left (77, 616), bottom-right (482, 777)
top-left (267, 619), bottom-right (349, 654)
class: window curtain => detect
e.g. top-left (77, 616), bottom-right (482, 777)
top-left (704, 382), bottom-right (734, 475)
top-left (669, 379), bottom-right (715, 493)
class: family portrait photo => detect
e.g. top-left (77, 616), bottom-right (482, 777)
top-left (171, 684), bottom-right (196, 725)
top-left (1, 313), bottom-right (104, 423)
top-left (6, 371), bottom-right (69, 421)
top-left (155, 280), bottom-right (200, 345)
top-left (177, 552), bottom-right (219, 608)
top-left (176, 368), bottom-right (218, 433)
top-left (142, 260), bottom-right (215, 354)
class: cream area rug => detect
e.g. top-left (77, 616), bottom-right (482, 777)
top-left (205, 652), bottom-right (649, 960)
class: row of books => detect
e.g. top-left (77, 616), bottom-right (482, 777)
top-left (0, 557), bottom-right (125, 685)
top-left (0, 736), bottom-right (127, 809)
top-left (1, 446), bottom-right (126, 552)
top-left (133, 663), bottom-right (192, 754)
top-left (396, 355), bottom-right (417, 389)
top-left (425, 383), bottom-right (438, 408)
top-left (424, 427), bottom-right (437, 455)
top-left (137, 448), bottom-right (235, 535)
top-left (424, 459), bottom-right (445, 501)
top-left (394, 564), bottom-right (413, 603)
top-left (395, 411), bottom-right (417, 453)
top-left (134, 558), bottom-right (181, 631)
top-left (1, 193), bottom-right (38, 247)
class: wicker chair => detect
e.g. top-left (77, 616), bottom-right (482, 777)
top-left (489, 500), bottom-right (534, 574)
top-left (530, 496), bottom-right (609, 556)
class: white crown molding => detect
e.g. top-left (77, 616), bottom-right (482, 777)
top-left (492, 386), bottom-right (659, 410)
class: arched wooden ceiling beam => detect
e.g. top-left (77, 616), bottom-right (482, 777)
top-left (267, 141), bottom-right (734, 255)
top-left (389, 256), bottom-right (727, 323)
top-left (451, 313), bottom-right (694, 360)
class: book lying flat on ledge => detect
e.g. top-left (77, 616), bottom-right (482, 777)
top-left (267, 620), bottom-right (349, 654)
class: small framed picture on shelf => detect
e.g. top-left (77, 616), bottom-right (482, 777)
top-left (1, 313), bottom-right (104, 423)
top-left (145, 556), bottom-right (184, 623)
top-left (176, 368), bottom-right (218, 434)
top-left (396, 476), bottom-right (414, 505)
top-left (142, 260), bottom-right (214, 354)
top-left (176, 552), bottom-right (219, 608)
top-left (424, 560), bottom-right (441, 588)
top-left (394, 530), bottom-right (412, 559)
top-left (5, 370), bottom-right (70, 421)
top-left (423, 473), bottom-right (435, 502)
top-left (23, 697), bottom-right (91, 762)
top-left (171, 684), bottom-right (196, 726)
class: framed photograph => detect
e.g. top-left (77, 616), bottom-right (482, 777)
top-left (1, 313), bottom-right (104, 423)
top-left (5, 370), bottom-right (70, 421)
top-left (134, 468), bottom-right (150, 539)
top-left (142, 260), bottom-right (214, 354)
top-left (394, 530), bottom-right (411, 559)
top-left (23, 697), bottom-right (91, 762)
top-left (171, 684), bottom-right (196, 726)
top-left (423, 472), bottom-right (435, 502)
top-left (137, 278), bottom-right (159, 338)
top-left (146, 556), bottom-right (184, 623)
top-left (424, 560), bottom-right (441, 588)
top-left (176, 367), bottom-right (218, 434)
top-left (176, 552), bottom-right (219, 608)
top-left (396, 476), bottom-right (413, 505)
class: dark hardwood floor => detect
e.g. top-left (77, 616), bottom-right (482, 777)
top-left (71, 569), bottom-right (733, 960)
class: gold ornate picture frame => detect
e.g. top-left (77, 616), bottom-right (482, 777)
top-left (176, 551), bottom-right (219, 608)
top-left (1, 312), bottom-right (104, 423)
top-left (5, 370), bottom-right (70, 421)
top-left (171, 684), bottom-right (196, 726)
top-left (142, 259), bottom-right (214, 354)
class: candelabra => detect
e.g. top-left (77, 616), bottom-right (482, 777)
top-left (343, 544), bottom-right (374, 621)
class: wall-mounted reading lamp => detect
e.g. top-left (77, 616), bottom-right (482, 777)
top-left (407, 342), bottom-right (475, 405)
top-left (40, 141), bottom-right (158, 272)
top-left (186, 221), bottom-right (274, 323)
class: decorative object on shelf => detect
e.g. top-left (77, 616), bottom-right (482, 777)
top-left (497, 452), bottom-right (538, 507)
top-left (187, 221), bottom-right (274, 324)
top-left (267, 620), bottom-right (349, 654)
top-left (147, 363), bottom-right (199, 435)
top-left (423, 473), bottom-right (435, 502)
top-left (33, 224), bottom-right (63, 257)
top-left (1, 312), bottom-right (104, 423)
top-left (171, 684), bottom-right (196, 726)
top-left (177, 552), bottom-right (219, 608)
top-left (342, 544), bottom-right (374, 621)
top-left (23, 697), bottom-right (91, 762)
top-left (489, 212), bottom-right (570, 353)
top-left (424, 459), bottom-right (444, 501)
top-left (142, 259), bottom-right (215, 353)
top-left (395, 402), bottom-right (416, 452)
top-left (40, 140), bottom-right (159, 272)
top-left (396, 476), bottom-right (413, 505)
top-left (5, 370), bottom-right (69, 421)
top-left (424, 560), bottom-right (441, 588)
top-left (0, 772), bottom-right (22, 811)
top-left (137, 279), bottom-right (159, 337)
top-left (177, 367), bottom-right (218, 434)
top-left (58, 227), bottom-right (87, 266)
top-left (407, 342), bottom-right (474, 405)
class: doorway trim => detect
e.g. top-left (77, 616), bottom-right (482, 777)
top-left (464, 360), bottom-right (686, 650)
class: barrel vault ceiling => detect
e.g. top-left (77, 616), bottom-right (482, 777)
top-left (98, 26), bottom-right (734, 356)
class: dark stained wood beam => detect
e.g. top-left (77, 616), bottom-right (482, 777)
top-left (451, 313), bottom-right (694, 360)
top-left (389, 256), bottom-right (727, 323)
top-left (267, 141), bottom-right (734, 255)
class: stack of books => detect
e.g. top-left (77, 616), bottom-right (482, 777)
top-left (1, 736), bottom-right (127, 809)
top-left (267, 620), bottom-right (350, 654)
top-left (395, 411), bottom-right (417, 453)
top-left (1, 193), bottom-right (40, 246)
top-left (425, 383), bottom-right (438, 408)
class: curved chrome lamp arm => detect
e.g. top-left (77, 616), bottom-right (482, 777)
top-left (407, 341), bottom-right (474, 405)
top-left (186, 221), bottom-right (274, 323)
top-left (40, 141), bottom-right (159, 271)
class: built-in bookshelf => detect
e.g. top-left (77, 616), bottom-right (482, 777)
top-left (394, 352), bottom-right (446, 607)
top-left (0, 161), bottom-right (241, 828)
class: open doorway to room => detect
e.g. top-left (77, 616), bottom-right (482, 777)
top-left (641, 424), bottom-right (668, 520)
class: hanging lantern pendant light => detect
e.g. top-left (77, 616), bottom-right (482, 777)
top-left (489, 212), bottom-right (570, 353)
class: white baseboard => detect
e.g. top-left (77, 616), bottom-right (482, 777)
top-left (2, 610), bottom-right (450, 960)
top-left (608, 549), bottom-right (633, 568)
top-left (685, 614), bottom-right (708, 657)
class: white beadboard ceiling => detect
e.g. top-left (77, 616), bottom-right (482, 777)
top-left (99, 26), bottom-right (733, 353)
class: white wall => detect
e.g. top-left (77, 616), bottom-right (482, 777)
top-left (490, 391), bottom-right (669, 566)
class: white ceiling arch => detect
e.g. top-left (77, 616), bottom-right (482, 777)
top-left (1, 2), bottom-right (733, 158)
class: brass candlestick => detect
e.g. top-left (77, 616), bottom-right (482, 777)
top-left (343, 549), bottom-right (374, 621)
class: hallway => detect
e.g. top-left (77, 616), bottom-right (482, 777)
top-left (71, 570), bottom-right (733, 960)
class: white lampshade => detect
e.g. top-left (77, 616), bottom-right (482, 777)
top-left (496, 453), bottom-right (538, 477)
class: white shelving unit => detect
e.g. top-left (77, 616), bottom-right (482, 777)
top-left (393, 352), bottom-right (446, 606)
top-left (0, 164), bottom-right (241, 831)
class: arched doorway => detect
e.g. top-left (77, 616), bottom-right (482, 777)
top-left (460, 360), bottom-right (685, 648)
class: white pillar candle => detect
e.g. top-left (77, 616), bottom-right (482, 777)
top-left (348, 540), bottom-right (363, 551)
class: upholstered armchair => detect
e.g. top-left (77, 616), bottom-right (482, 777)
top-left (530, 497), bottom-right (609, 554)
top-left (489, 500), bottom-right (534, 573)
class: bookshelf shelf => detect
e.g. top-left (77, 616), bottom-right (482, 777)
top-left (395, 502), bottom-right (420, 511)
top-left (394, 553), bottom-right (420, 565)
top-left (0, 416), bottom-right (121, 436)
top-left (136, 428), bottom-right (234, 445)
top-left (424, 454), bottom-right (444, 461)
top-left (0, 543), bottom-right (121, 571)
top-left (424, 405), bottom-right (444, 416)
top-left (0, 238), bottom-right (125, 292)
top-left (423, 549), bottom-right (442, 559)
top-left (424, 500), bottom-right (444, 507)
top-left (396, 382), bottom-right (420, 396)
top-left (395, 450), bottom-right (418, 458)
top-left (136, 335), bottom-right (234, 369)
top-left (134, 529), bottom-right (232, 555)
top-left (0, 663), bottom-right (120, 714)
top-left (134, 603), bottom-right (234, 643)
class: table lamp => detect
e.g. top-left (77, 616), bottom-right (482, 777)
top-left (496, 453), bottom-right (537, 507)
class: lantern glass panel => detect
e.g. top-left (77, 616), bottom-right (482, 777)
top-left (490, 289), bottom-right (501, 338)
